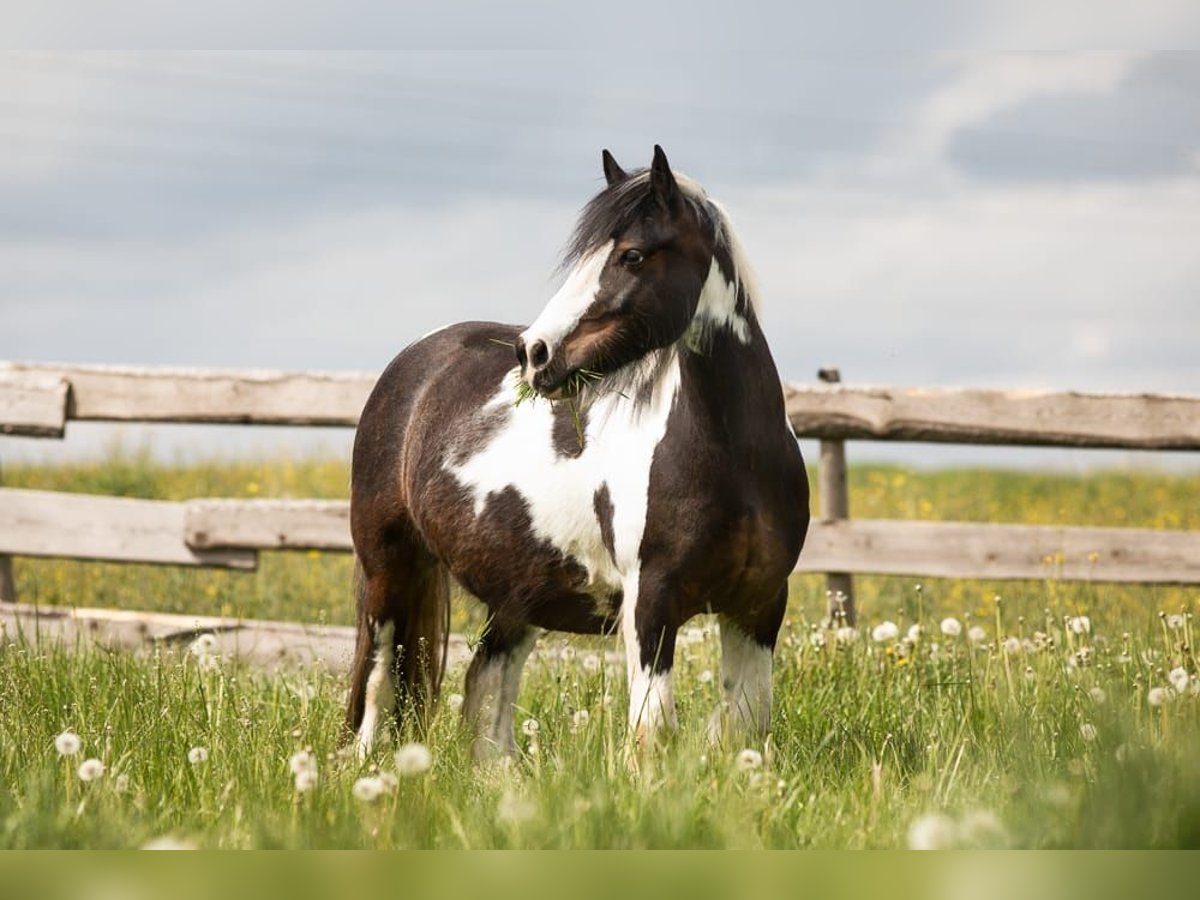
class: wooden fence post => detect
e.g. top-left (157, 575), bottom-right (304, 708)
top-left (817, 367), bottom-right (854, 626)
top-left (0, 454), bottom-right (14, 603)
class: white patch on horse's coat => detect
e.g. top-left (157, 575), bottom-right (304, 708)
top-left (519, 241), bottom-right (613, 381)
top-left (713, 618), bottom-right (773, 737)
top-left (687, 258), bottom-right (750, 347)
top-left (673, 176), bottom-right (761, 317)
top-left (463, 631), bottom-right (539, 761)
top-left (448, 352), bottom-right (682, 597)
top-left (356, 619), bottom-right (395, 758)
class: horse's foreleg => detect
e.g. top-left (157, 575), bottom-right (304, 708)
top-left (622, 571), bottom-right (679, 744)
top-left (463, 625), bottom-right (538, 762)
top-left (708, 585), bottom-right (786, 743)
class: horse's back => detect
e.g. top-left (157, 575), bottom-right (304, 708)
top-left (351, 321), bottom-right (521, 543)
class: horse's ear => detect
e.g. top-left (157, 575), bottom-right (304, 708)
top-left (601, 149), bottom-right (628, 187)
top-left (650, 144), bottom-right (680, 212)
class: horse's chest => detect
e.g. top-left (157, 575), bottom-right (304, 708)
top-left (445, 379), bottom-right (677, 594)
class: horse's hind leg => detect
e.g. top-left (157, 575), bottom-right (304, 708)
top-left (463, 624), bottom-right (538, 762)
top-left (709, 584), bottom-right (788, 743)
top-left (345, 535), bottom-right (449, 758)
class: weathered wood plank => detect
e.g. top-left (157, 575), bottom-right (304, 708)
top-left (0, 362), bottom-right (375, 426)
top-left (0, 371), bottom-right (68, 437)
top-left (0, 489), bottom-right (256, 569)
top-left (798, 518), bottom-right (1200, 584)
top-left (186, 499), bottom-right (350, 551)
top-left (180, 498), bottom-right (1200, 585)
top-left (785, 383), bottom-right (1200, 449)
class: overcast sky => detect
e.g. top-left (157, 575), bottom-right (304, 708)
top-left (2, 41), bottom-right (1198, 468)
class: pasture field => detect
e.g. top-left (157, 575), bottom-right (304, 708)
top-left (2, 450), bottom-right (1199, 848)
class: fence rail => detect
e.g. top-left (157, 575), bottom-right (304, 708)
top-left (2, 360), bottom-right (1199, 621)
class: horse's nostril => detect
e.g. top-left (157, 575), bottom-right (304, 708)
top-left (529, 339), bottom-right (550, 370)
top-left (515, 336), bottom-right (528, 369)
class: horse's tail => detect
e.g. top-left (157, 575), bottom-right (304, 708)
top-left (346, 537), bottom-right (451, 749)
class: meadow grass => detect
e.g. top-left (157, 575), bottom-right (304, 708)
top-left (1, 450), bottom-right (1199, 847)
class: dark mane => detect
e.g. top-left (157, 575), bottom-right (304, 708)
top-left (560, 171), bottom-right (714, 274)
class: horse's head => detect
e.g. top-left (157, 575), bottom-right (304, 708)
top-left (516, 146), bottom-right (720, 400)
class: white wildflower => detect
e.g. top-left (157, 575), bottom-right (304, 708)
top-left (1166, 614), bottom-right (1186, 631)
top-left (698, 669), bottom-right (714, 684)
top-left (189, 634), bottom-right (221, 670)
top-left (187, 747), bottom-right (209, 766)
top-left (735, 748), bottom-right (763, 771)
top-left (906, 624), bottom-right (923, 644)
top-left (1168, 667), bottom-right (1190, 694)
top-left (570, 709), bottom-right (590, 732)
top-left (294, 769), bottom-right (319, 793)
top-left (940, 618), bottom-right (963, 638)
top-left (54, 730), bottom-right (82, 757)
top-left (352, 776), bottom-right (385, 802)
top-left (907, 812), bottom-right (957, 850)
top-left (1024, 666), bottom-right (1036, 683)
top-left (394, 742), bottom-right (433, 776)
top-left (288, 749), bottom-right (318, 776)
top-left (967, 626), bottom-right (987, 644)
top-left (1148, 686), bottom-right (1174, 707)
top-left (377, 771), bottom-right (398, 793)
top-left (1080, 723), bottom-right (1098, 742)
top-left (871, 621), bottom-right (899, 643)
top-left (1088, 686), bottom-right (1107, 704)
top-left (809, 630), bottom-right (827, 649)
top-left (497, 790), bottom-right (535, 825)
top-left (77, 758), bottom-right (105, 782)
top-left (1002, 637), bottom-right (1022, 655)
top-left (835, 626), bottom-right (859, 646)
top-left (446, 693), bottom-right (465, 712)
top-left (1067, 616), bottom-right (1091, 635)
top-left (141, 835), bottom-right (196, 850)
top-left (582, 655), bottom-right (601, 673)
top-left (558, 645), bottom-right (577, 663)
top-left (521, 718), bottom-right (540, 737)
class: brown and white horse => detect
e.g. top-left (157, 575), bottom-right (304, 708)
top-left (346, 146), bottom-right (809, 760)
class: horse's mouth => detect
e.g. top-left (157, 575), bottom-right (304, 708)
top-left (531, 365), bottom-right (588, 401)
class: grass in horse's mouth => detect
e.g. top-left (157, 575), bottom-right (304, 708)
top-left (511, 368), bottom-right (604, 450)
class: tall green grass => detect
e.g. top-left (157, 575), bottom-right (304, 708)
top-left (1, 451), bottom-right (1198, 847)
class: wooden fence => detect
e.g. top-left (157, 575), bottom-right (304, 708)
top-left (3, 360), bottom-right (1199, 631)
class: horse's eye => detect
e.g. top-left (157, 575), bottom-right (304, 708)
top-left (620, 249), bottom-right (645, 268)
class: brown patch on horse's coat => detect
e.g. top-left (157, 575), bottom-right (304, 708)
top-left (593, 483), bottom-right (616, 563)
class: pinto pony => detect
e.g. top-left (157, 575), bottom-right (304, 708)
top-left (347, 147), bottom-right (809, 759)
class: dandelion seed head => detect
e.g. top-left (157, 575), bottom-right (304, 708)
top-left (294, 769), bottom-right (319, 793)
top-left (735, 748), bottom-right (763, 771)
top-left (940, 617), bottom-right (963, 638)
top-left (54, 730), bottom-right (82, 757)
top-left (352, 776), bottom-right (385, 802)
top-left (871, 621), bottom-right (899, 643)
top-left (497, 790), bottom-right (535, 825)
top-left (187, 747), bottom-right (209, 766)
top-left (570, 709), bottom-right (590, 732)
top-left (1166, 614), bottom-right (1186, 631)
top-left (907, 812), bottom-right (956, 850)
top-left (377, 771), bottom-right (399, 793)
top-left (288, 750), bottom-right (318, 776)
top-left (1148, 686), bottom-right (1174, 707)
top-left (394, 742), bottom-right (433, 776)
top-left (1080, 723), bottom-right (1098, 742)
top-left (1168, 667), bottom-right (1190, 694)
top-left (835, 626), bottom-right (859, 646)
top-left (1067, 615), bottom-right (1091, 635)
top-left (1088, 686), bottom-right (1107, 704)
top-left (906, 624), bottom-right (923, 644)
top-left (967, 626), bottom-right (987, 644)
top-left (446, 693), bottom-right (465, 712)
top-left (809, 631), bottom-right (827, 649)
top-left (141, 835), bottom-right (197, 850)
top-left (77, 758), bottom-right (105, 782)
top-left (114, 773), bottom-right (131, 793)
top-left (1002, 637), bottom-right (1022, 654)
top-left (521, 718), bottom-right (540, 737)
top-left (698, 669), bottom-right (714, 684)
